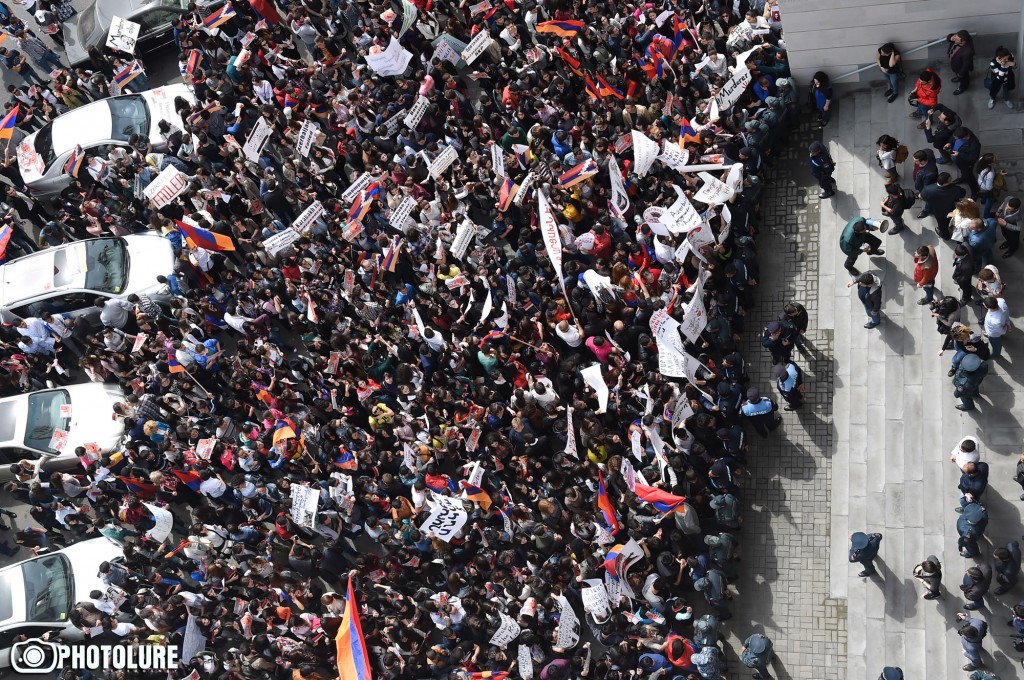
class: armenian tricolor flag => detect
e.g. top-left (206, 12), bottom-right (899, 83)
top-left (185, 50), bottom-right (202, 77)
top-left (167, 351), bottom-right (186, 374)
top-left (176, 219), bottom-right (235, 251)
top-left (555, 46), bottom-right (582, 76)
top-left (187, 101), bottom-right (224, 125)
top-left (679, 115), bottom-right (700, 147)
top-left (460, 481), bottom-right (492, 512)
top-left (336, 580), bottom-right (371, 680)
top-left (348, 181), bottom-right (380, 223)
top-left (380, 236), bottom-right (400, 273)
top-left (469, 673), bottom-right (509, 680)
top-left (63, 145), bottom-right (84, 177)
top-left (0, 225), bottom-right (13, 263)
top-left (0, 105), bottom-right (18, 141)
top-left (497, 177), bottom-right (518, 212)
top-left (633, 483), bottom-right (687, 514)
top-left (272, 418), bottom-right (298, 447)
top-left (170, 469), bottom-right (203, 491)
top-left (584, 74), bottom-right (602, 100)
top-left (603, 542), bottom-right (624, 576)
top-left (536, 20), bottom-right (584, 37)
top-left (596, 471), bottom-right (619, 532)
top-left (117, 475), bottom-right (157, 499)
top-left (113, 60), bottom-right (144, 88)
top-left (511, 144), bottom-right (531, 169)
top-left (202, 3), bottom-right (236, 29)
top-left (594, 74), bottom-right (624, 100)
top-left (559, 158), bottom-right (598, 188)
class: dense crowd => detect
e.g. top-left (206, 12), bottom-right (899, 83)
top-left (0, 0), bottom-right (803, 678)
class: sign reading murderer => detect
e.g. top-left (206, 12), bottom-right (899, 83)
top-left (462, 29), bottom-right (494, 65)
top-left (106, 16), bottom-right (141, 53)
top-left (295, 119), bottom-right (317, 157)
top-left (404, 95), bottom-right (429, 129)
top-left (242, 116), bottom-right (273, 162)
top-left (143, 166), bottom-right (188, 208)
top-left (489, 612), bottom-right (522, 648)
top-left (419, 494), bottom-right (468, 543)
top-left (342, 173), bottom-right (373, 203)
top-left (429, 145), bottom-right (459, 178)
top-left (714, 66), bottom-right (753, 110)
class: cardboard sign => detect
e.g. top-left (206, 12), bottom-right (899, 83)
top-left (196, 438), bottom-right (216, 460)
top-left (293, 200), bottom-right (326, 234)
top-left (242, 116), bottom-right (273, 162)
top-left (429, 145), bottom-right (459, 178)
top-left (462, 30), bottom-right (494, 65)
top-left (631, 129), bottom-right (660, 177)
top-left (106, 16), bottom-right (141, 53)
top-left (342, 173), bottom-right (373, 203)
top-left (295, 120), bottom-right (317, 157)
top-left (143, 503), bottom-right (173, 542)
top-left (489, 612), bottom-right (521, 647)
top-left (419, 494), bottom-right (468, 543)
top-left (404, 95), bottom-right (429, 129)
top-left (143, 166), bottom-right (188, 208)
top-left (366, 37), bottom-right (413, 76)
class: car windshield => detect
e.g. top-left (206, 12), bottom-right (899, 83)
top-left (22, 390), bottom-right (70, 453)
top-left (82, 238), bottom-right (127, 294)
top-left (79, 2), bottom-right (98, 41)
top-left (32, 125), bottom-right (55, 169)
top-left (21, 555), bottom-right (72, 623)
top-left (0, 402), bottom-right (15, 444)
top-left (107, 96), bottom-right (150, 142)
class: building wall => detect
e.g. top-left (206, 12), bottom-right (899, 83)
top-left (782, 0), bottom-right (1022, 84)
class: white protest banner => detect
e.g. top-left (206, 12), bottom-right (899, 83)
top-left (580, 364), bottom-right (609, 413)
top-left (518, 644), bottom-right (534, 679)
top-left (242, 116), bottom-right (273, 162)
top-left (657, 143), bottom-right (690, 172)
top-left (554, 595), bottom-right (580, 649)
top-left (693, 171), bottom-right (734, 205)
top-left (389, 196), bottom-right (416, 231)
top-left (131, 333), bottom-right (148, 354)
top-left (604, 570), bottom-right (622, 607)
top-left (537, 191), bottom-right (564, 283)
top-left (429, 145), bottom-right (459, 178)
top-left (726, 162), bottom-right (744, 192)
top-left (404, 95), bottom-right (429, 129)
top-left (719, 203), bottom-right (732, 242)
top-left (263, 229), bottom-right (300, 257)
top-left (631, 129), bottom-right (660, 177)
top-left (657, 339), bottom-right (688, 377)
top-left (565, 406), bottom-right (578, 458)
top-left (398, 0), bottom-right (418, 38)
top-left (649, 309), bottom-right (686, 356)
top-left (665, 185), bottom-right (702, 234)
top-left (103, 585), bottom-right (128, 609)
top-left (290, 484), bottom-right (320, 529)
top-left (295, 120), bottom-right (317, 157)
top-left (461, 29), bottom-right (494, 65)
top-left (708, 95), bottom-right (720, 123)
top-left (621, 458), bottom-right (637, 491)
top-left (490, 143), bottom-right (506, 178)
top-left (293, 200), bottom-right (325, 234)
top-left (681, 290), bottom-right (708, 343)
top-left (143, 503), bottom-right (173, 542)
top-left (714, 66), bottom-right (753, 110)
top-left (514, 171), bottom-right (537, 206)
top-left (642, 207), bottom-right (671, 237)
top-left (432, 40), bottom-right (461, 66)
top-left (630, 429), bottom-right (643, 461)
top-left (419, 494), bottom-right (468, 542)
top-left (686, 220), bottom-right (716, 252)
top-left (608, 154), bottom-right (630, 217)
top-left (411, 305), bottom-right (427, 337)
top-left (342, 172), bottom-right (373, 203)
top-left (366, 37), bottom-right (413, 76)
top-left (582, 579), bottom-right (612, 622)
top-left (489, 612), bottom-right (522, 648)
top-left (181, 615), bottom-right (207, 664)
top-left (106, 16), bottom-right (141, 53)
top-left (652, 235), bottom-right (675, 264)
top-left (143, 165), bottom-right (188, 208)
top-left (450, 220), bottom-right (476, 259)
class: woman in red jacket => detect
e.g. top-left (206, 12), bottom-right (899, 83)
top-left (910, 68), bottom-right (942, 119)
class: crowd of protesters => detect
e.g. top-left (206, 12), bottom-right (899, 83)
top-left (0, 0), bottom-right (805, 678)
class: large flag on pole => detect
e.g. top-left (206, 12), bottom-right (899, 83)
top-left (176, 219), bottom-right (235, 251)
top-left (336, 580), bottom-right (372, 680)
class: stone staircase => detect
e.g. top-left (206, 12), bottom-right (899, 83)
top-left (825, 58), bottom-right (1024, 680)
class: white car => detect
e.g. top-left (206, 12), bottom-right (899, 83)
top-left (0, 235), bottom-right (175, 324)
top-left (17, 84), bottom-right (195, 200)
top-left (0, 384), bottom-right (126, 483)
top-left (0, 537), bottom-right (124, 668)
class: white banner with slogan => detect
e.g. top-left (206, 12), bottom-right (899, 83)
top-left (693, 171), bottom-right (735, 205)
top-left (295, 120), bottom-right (317, 157)
top-left (242, 116), bottom-right (273, 162)
top-left (342, 172), bottom-right (374, 203)
top-left (609, 154), bottom-right (630, 217)
top-left (429, 145), bottom-right (459, 178)
top-left (366, 37), bottom-right (413, 76)
top-left (143, 504), bottom-right (173, 542)
top-left (419, 494), bottom-right (468, 542)
top-left (554, 594), bottom-right (580, 649)
top-left (714, 66), bottom-right (752, 110)
top-left (405, 95), bottom-right (429, 129)
top-left (489, 612), bottom-right (521, 648)
top-left (631, 129), bottom-right (660, 177)
top-left (290, 484), bottom-right (320, 529)
top-left (461, 30), bottom-right (494, 65)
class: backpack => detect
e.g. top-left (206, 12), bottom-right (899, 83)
top-left (902, 187), bottom-right (917, 208)
top-left (993, 171), bottom-right (1008, 199)
top-left (894, 144), bottom-right (909, 163)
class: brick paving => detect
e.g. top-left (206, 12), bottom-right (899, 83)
top-left (724, 118), bottom-right (847, 680)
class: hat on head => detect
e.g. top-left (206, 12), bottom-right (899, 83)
top-left (773, 364), bottom-right (788, 379)
top-left (766, 321), bottom-right (781, 333)
top-left (746, 387), bottom-right (760, 401)
top-left (749, 634), bottom-right (768, 654)
top-left (963, 503), bottom-right (986, 523)
top-left (850, 532), bottom-right (869, 550)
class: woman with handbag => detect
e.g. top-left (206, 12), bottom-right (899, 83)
top-left (909, 68), bottom-right (941, 120)
top-left (985, 47), bottom-right (1016, 109)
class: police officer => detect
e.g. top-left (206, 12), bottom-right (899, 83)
top-left (773, 360), bottom-right (804, 411)
top-left (993, 540), bottom-right (1022, 594)
top-left (849, 531), bottom-right (883, 577)
top-left (740, 388), bottom-right (782, 438)
top-left (957, 501), bottom-right (988, 558)
top-left (761, 320), bottom-right (797, 364)
top-left (706, 532), bottom-right (739, 582)
top-left (692, 614), bottom-right (720, 648)
top-left (879, 668), bottom-right (903, 680)
top-left (741, 632), bottom-right (775, 679)
top-left (953, 353), bottom-right (990, 412)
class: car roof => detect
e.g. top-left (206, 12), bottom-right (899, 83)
top-left (0, 244), bottom-right (89, 309)
top-left (50, 100), bottom-right (114, 158)
top-left (0, 401), bottom-right (19, 448)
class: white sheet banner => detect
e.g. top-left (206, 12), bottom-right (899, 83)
top-left (366, 37), bottom-right (413, 76)
top-left (515, 171), bottom-right (537, 206)
top-left (565, 406), bottom-right (578, 458)
top-left (657, 338), bottom-right (688, 377)
top-left (295, 119), bottom-right (317, 157)
top-left (290, 484), bottom-right (320, 529)
top-left (143, 503), bottom-right (173, 542)
top-left (143, 165), bottom-right (188, 208)
top-left (686, 220), bottom-right (716, 251)
top-left (389, 196), bottom-right (416, 230)
top-left (680, 275), bottom-right (708, 342)
top-left (581, 364), bottom-right (609, 413)
top-left (242, 116), bottom-right (273, 162)
top-left (450, 220), bottom-right (476, 259)
top-left (489, 612), bottom-right (522, 647)
top-left (649, 309), bottom-right (686, 356)
top-left (631, 129), bottom-right (660, 177)
top-left (293, 200), bottom-right (325, 234)
top-left (657, 143), bottom-right (690, 172)
top-left (461, 29), bottom-right (494, 64)
top-left (582, 579), bottom-right (612, 621)
top-left (537, 191), bottom-right (564, 283)
top-left (419, 494), bottom-right (468, 542)
top-left (263, 229), bottom-right (300, 256)
top-left (342, 172), bottom-right (373, 203)
top-left (518, 644), bottom-right (534, 679)
top-left (554, 595), bottom-right (580, 649)
top-left (608, 154), bottom-right (630, 217)
top-left (693, 171), bottom-right (735, 205)
top-left (665, 185), bottom-right (702, 233)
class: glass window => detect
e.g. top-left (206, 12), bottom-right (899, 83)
top-left (83, 239), bottom-right (127, 295)
top-left (21, 555), bottom-right (72, 623)
top-left (0, 403), bottom-right (16, 444)
top-left (106, 96), bottom-right (150, 142)
top-left (22, 390), bottom-right (70, 453)
top-left (136, 8), bottom-right (181, 33)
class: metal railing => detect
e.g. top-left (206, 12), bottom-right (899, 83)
top-left (832, 33), bottom-right (975, 82)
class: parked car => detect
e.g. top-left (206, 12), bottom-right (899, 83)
top-left (0, 384), bottom-right (126, 482)
top-left (16, 84), bottom-right (194, 200)
top-left (0, 537), bottom-right (124, 668)
top-left (0, 235), bottom-right (175, 324)
top-left (63, 0), bottom-right (222, 67)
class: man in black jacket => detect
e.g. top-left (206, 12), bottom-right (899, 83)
top-left (948, 30), bottom-right (976, 95)
top-left (921, 172), bottom-right (966, 237)
top-left (923, 105), bottom-right (961, 162)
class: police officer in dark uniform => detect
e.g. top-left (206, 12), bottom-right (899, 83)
top-left (849, 531), bottom-right (883, 576)
top-left (741, 632), bottom-right (775, 679)
top-left (740, 388), bottom-right (781, 438)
